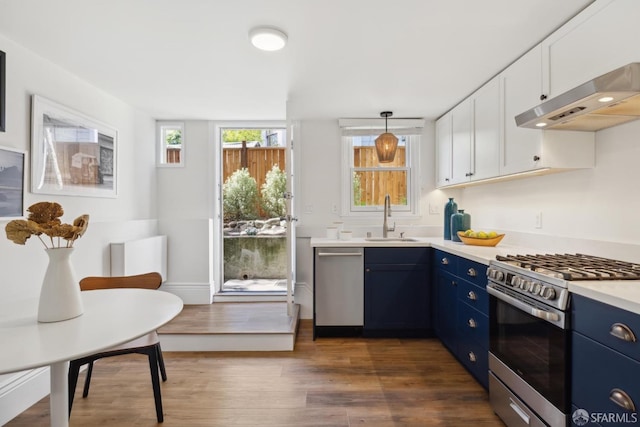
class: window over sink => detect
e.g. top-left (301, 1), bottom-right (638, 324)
top-left (339, 118), bottom-right (423, 217)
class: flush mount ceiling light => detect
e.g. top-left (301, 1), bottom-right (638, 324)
top-left (375, 111), bottom-right (399, 163)
top-left (249, 26), bottom-right (288, 51)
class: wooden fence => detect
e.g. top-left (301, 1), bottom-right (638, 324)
top-left (354, 146), bottom-right (407, 206)
top-left (221, 145), bottom-right (407, 207)
top-left (222, 146), bottom-right (286, 192)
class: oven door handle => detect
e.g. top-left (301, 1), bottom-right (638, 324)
top-left (487, 286), bottom-right (560, 322)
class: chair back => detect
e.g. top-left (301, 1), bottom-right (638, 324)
top-left (79, 272), bottom-right (163, 291)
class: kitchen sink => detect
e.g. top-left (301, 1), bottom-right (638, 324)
top-left (364, 237), bottom-right (418, 242)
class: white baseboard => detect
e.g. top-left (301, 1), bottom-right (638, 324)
top-left (0, 368), bottom-right (49, 426)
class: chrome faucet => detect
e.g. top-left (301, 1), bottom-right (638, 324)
top-left (383, 194), bottom-right (395, 238)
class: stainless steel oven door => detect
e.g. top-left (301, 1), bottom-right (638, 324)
top-left (488, 282), bottom-right (570, 426)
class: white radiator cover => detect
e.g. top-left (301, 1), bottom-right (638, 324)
top-left (110, 235), bottom-right (168, 280)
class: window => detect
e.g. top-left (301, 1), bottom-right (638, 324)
top-left (340, 119), bottom-right (423, 216)
top-left (157, 121), bottom-right (184, 166)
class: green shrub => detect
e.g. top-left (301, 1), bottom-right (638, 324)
top-left (261, 165), bottom-right (287, 218)
top-left (223, 168), bottom-right (259, 221)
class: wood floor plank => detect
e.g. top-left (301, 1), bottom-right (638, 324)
top-left (7, 320), bottom-right (504, 426)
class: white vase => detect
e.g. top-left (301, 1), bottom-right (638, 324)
top-left (37, 247), bottom-right (84, 323)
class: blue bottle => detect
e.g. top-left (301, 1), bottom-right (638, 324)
top-left (443, 198), bottom-right (458, 240)
top-left (451, 209), bottom-right (471, 242)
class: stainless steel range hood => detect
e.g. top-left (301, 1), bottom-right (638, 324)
top-left (516, 63), bottom-right (640, 131)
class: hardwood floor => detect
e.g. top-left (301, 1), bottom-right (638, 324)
top-left (7, 320), bottom-right (504, 426)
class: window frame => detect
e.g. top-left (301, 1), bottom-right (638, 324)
top-left (156, 121), bottom-right (185, 167)
top-left (340, 131), bottom-right (421, 218)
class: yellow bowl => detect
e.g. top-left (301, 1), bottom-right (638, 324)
top-left (457, 232), bottom-right (505, 247)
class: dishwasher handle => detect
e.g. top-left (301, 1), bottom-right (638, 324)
top-left (317, 252), bottom-right (363, 257)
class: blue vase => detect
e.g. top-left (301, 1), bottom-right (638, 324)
top-left (451, 209), bottom-right (471, 242)
top-left (443, 198), bottom-right (458, 240)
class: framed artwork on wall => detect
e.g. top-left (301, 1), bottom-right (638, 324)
top-left (31, 95), bottom-right (117, 198)
top-left (0, 50), bottom-right (5, 132)
top-left (0, 145), bottom-right (26, 219)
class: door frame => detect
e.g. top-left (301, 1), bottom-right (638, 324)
top-left (213, 120), bottom-right (289, 299)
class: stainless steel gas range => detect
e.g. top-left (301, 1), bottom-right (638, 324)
top-left (486, 253), bottom-right (640, 427)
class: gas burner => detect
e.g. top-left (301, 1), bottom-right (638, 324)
top-left (495, 253), bottom-right (640, 281)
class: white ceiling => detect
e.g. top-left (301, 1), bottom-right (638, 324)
top-left (0, 0), bottom-right (594, 121)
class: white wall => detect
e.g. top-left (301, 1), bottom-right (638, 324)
top-left (0, 33), bottom-right (158, 424)
top-left (156, 121), bottom-right (216, 302)
top-left (450, 120), bottom-right (640, 262)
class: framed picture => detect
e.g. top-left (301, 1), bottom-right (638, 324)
top-left (0, 50), bottom-right (5, 132)
top-left (31, 95), bottom-right (117, 197)
top-left (0, 146), bottom-right (25, 219)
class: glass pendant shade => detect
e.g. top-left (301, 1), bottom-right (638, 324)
top-left (375, 132), bottom-right (399, 163)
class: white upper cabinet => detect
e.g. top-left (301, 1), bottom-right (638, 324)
top-left (450, 98), bottom-right (473, 184)
top-left (435, 111), bottom-right (452, 187)
top-left (500, 45), bottom-right (546, 175)
top-left (472, 78), bottom-right (500, 181)
top-left (543, 0), bottom-right (637, 98)
top-left (500, 44), bottom-right (595, 175)
top-left (435, 78), bottom-right (500, 188)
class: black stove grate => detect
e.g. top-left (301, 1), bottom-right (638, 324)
top-left (495, 253), bottom-right (640, 281)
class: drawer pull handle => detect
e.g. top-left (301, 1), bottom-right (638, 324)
top-left (467, 268), bottom-right (477, 277)
top-left (610, 388), bottom-right (636, 412)
top-left (468, 351), bottom-right (476, 362)
top-left (467, 318), bottom-right (477, 328)
top-left (441, 257), bottom-right (449, 265)
top-left (610, 323), bottom-right (637, 343)
top-left (509, 398), bottom-right (531, 425)
top-left (467, 291), bottom-right (477, 301)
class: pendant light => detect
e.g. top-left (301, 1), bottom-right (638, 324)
top-left (375, 111), bottom-right (398, 163)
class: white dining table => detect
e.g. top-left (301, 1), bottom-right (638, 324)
top-left (0, 288), bottom-right (183, 427)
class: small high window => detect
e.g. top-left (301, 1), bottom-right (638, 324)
top-left (157, 121), bottom-right (184, 166)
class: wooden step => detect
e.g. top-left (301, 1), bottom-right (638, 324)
top-left (158, 302), bottom-right (300, 351)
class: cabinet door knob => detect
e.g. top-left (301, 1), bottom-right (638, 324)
top-left (441, 257), bottom-right (449, 265)
top-left (467, 268), bottom-right (477, 277)
top-left (468, 352), bottom-right (477, 362)
top-left (540, 94), bottom-right (548, 101)
top-left (533, 155), bottom-right (540, 161)
top-left (610, 323), bottom-right (637, 342)
top-left (467, 291), bottom-right (477, 301)
top-left (610, 388), bottom-right (636, 412)
top-left (451, 281), bottom-right (457, 287)
top-left (467, 318), bottom-right (477, 328)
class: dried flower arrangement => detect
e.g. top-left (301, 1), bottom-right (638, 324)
top-left (5, 202), bottom-right (89, 249)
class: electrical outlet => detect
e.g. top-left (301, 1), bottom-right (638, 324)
top-left (429, 203), bottom-right (439, 214)
top-left (535, 212), bottom-right (543, 229)
top-left (331, 204), bottom-right (338, 214)
top-left (304, 204), bottom-right (313, 214)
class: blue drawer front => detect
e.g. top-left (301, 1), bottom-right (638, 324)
top-left (457, 279), bottom-right (489, 315)
top-left (457, 257), bottom-right (487, 288)
top-left (434, 249), bottom-right (457, 274)
top-left (366, 247), bottom-right (429, 265)
top-left (573, 332), bottom-right (640, 421)
top-left (458, 339), bottom-right (489, 390)
top-left (457, 302), bottom-right (489, 345)
top-left (573, 294), bottom-right (640, 362)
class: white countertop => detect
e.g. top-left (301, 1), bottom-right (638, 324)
top-left (310, 237), bottom-right (640, 315)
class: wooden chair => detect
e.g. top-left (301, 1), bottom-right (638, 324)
top-left (68, 272), bottom-right (167, 422)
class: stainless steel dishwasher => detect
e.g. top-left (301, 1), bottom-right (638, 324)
top-left (314, 247), bottom-right (364, 337)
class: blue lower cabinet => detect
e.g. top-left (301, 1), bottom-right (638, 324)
top-left (457, 302), bottom-right (488, 344)
top-left (573, 332), bottom-right (640, 425)
top-left (434, 269), bottom-right (458, 353)
top-left (457, 339), bottom-right (488, 389)
top-left (433, 250), bottom-right (489, 390)
top-left (363, 248), bottom-right (431, 337)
